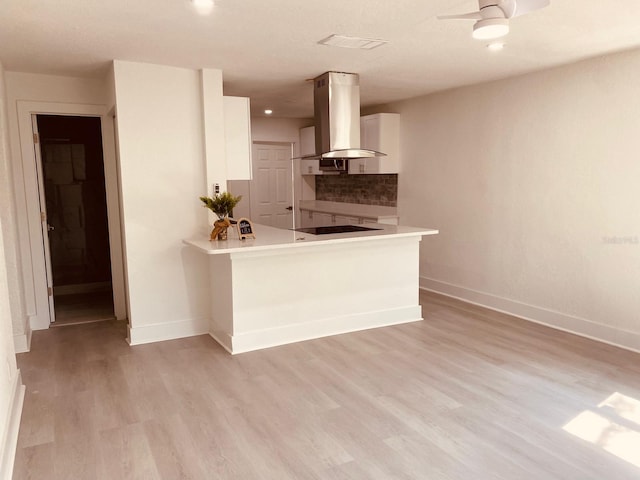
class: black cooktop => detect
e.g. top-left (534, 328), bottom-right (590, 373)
top-left (293, 225), bottom-right (382, 235)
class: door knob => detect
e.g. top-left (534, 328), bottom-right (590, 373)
top-left (285, 206), bottom-right (293, 211)
top-left (47, 224), bottom-right (55, 231)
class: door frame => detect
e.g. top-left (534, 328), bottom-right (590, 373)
top-left (15, 101), bottom-right (127, 330)
top-left (30, 116), bottom-right (56, 323)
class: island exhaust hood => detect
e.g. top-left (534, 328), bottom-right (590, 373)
top-left (305, 71), bottom-right (385, 161)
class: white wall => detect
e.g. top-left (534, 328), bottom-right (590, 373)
top-left (201, 70), bottom-right (226, 194)
top-left (0, 220), bottom-right (23, 480)
top-left (104, 65), bottom-right (117, 112)
top-left (251, 117), bottom-right (309, 145)
top-left (5, 72), bottom-right (106, 105)
top-left (0, 61), bottom-right (25, 480)
top-left (394, 48), bottom-right (640, 352)
top-left (112, 60), bottom-right (212, 344)
top-left (0, 72), bottom-right (28, 352)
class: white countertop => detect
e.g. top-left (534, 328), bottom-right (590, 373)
top-left (298, 200), bottom-right (398, 220)
top-left (183, 223), bottom-right (438, 255)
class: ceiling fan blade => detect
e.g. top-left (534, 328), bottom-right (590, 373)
top-left (503, 0), bottom-right (550, 18)
top-left (437, 11), bottom-right (483, 21)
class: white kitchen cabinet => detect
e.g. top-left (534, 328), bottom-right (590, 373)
top-left (300, 126), bottom-right (315, 156)
top-left (299, 210), bottom-right (315, 228)
top-left (313, 212), bottom-right (333, 227)
top-left (299, 201), bottom-right (399, 228)
top-left (299, 210), bottom-right (321, 227)
top-left (299, 210), bottom-right (351, 227)
top-left (349, 113), bottom-right (400, 175)
top-left (299, 126), bottom-right (321, 175)
top-left (334, 215), bottom-right (359, 225)
top-left (364, 217), bottom-right (399, 226)
top-left (300, 159), bottom-right (322, 175)
top-left (224, 96), bottom-right (252, 180)
top-left (299, 209), bottom-right (394, 228)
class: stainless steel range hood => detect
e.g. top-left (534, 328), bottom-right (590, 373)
top-left (305, 71), bottom-right (384, 160)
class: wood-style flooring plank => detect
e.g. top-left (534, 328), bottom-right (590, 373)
top-left (96, 423), bottom-right (161, 480)
top-left (12, 292), bottom-right (640, 479)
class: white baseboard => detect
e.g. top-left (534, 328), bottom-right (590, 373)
top-left (0, 371), bottom-right (25, 480)
top-left (13, 328), bottom-right (31, 354)
top-left (217, 306), bottom-right (423, 354)
top-left (208, 330), bottom-right (233, 354)
top-left (28, 313), bottom-right (49, 331)
top-left (420, 277), bottom-right (640, 354)
top-left (127, 317), bottom-right (209, 346)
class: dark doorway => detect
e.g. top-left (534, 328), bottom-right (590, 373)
top-left (37, 115), bottom-right (115, 325)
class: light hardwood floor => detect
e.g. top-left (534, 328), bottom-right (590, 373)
top-left (13, 291), bottom-right (640, 479)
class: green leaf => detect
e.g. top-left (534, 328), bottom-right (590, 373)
top-left (199, 192), bottom-right (242, 218)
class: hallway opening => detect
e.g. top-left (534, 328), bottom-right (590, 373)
top-left (36, 114), bottom-right (115, 326)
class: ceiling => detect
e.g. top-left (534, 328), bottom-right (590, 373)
top-left (2, 0), bottom-right (640, 118)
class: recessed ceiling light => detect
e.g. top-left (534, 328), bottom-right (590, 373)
top-left (264, 109), bottom-right (273, 115)
top-left (487, 42), bottom-right (505, 52)
top-left (191, 0), bottom-right (214, 15)
top-left (318, 34), bottom-right (388, 50)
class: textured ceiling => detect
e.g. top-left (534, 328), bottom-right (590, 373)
top-left (2, 0), bottom-right (640, 118)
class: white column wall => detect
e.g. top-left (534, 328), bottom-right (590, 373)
top-left (393, 48), bottom-right (640, 351)
top-left (0, 60), bottom-right (24, 480)
top-left (112, 60), bottom-right (212, 344)
top-left (0, 66), bottom-right (30, 353)
top-left (0, 218), bottom-right (23, 480)
top-left (201, 69), bottom-right (226, 194)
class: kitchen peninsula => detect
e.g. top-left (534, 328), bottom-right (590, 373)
top-left (184, 223), bottom-right (438, 354)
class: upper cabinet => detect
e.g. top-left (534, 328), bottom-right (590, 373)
top-left (301, 159), bottom-right (323, 175)
top-left (224, 96), bottom-right (252, 180)
top-left (300, 115), bottom-right (400, 175)
top-left (299, 126), bottom-right (315, 157)
top-left (299, 126), bottom-right (322, 175)
top-left (349, 113), bottom-right (400, 175)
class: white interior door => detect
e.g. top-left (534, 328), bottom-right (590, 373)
top-left (31, 115), bottom-right (56, 323)
top-left (250, 143), bottom-right (293, 229)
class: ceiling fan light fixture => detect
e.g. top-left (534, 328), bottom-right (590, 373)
top-left (472, 18), bottom-right (509, 40)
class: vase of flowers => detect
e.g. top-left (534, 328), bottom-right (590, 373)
top-left (199, 192), bottom-right (242, 240)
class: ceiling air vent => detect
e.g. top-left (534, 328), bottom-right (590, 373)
top-left (318, 34), bottom-right (388, 50)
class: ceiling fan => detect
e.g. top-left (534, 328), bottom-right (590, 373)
top-left (438, 0), bottom-right (550, 40)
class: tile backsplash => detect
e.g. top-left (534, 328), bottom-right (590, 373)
top-left (315, 174), bottom-right (397, 207)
